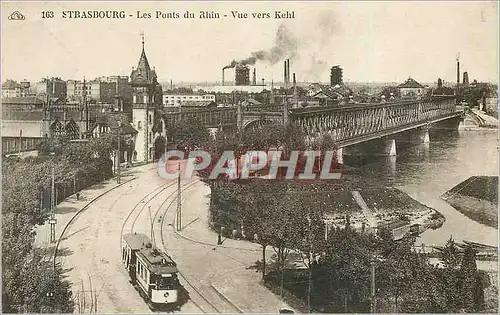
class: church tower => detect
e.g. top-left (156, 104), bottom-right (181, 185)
top-left (130, 35), bottom-right (160, 162)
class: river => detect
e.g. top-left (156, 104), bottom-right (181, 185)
top-left (349, 130), bottom-right (498, 247)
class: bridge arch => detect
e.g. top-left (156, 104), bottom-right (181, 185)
top-left (242, 119), bottom-right (276, 132)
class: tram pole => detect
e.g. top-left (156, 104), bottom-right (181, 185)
top-left (117, 121), bottom-right (122, 184)
top-left (49, 167), bottom-right (57, 243)
top-left (176, 163), bottom-right (182, 231)
top-left (370, 256), bottom-right (376, 313)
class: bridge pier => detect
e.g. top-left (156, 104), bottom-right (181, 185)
top-left (431, 116), bottom-right (462, 132)
top-left (344, 138), bottom-right (397, 157)
top-left (399, 126), bottom-right (430, 145)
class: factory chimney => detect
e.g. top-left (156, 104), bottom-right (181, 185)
top-left (463, 71), bottom-right (469, 86)
top-left (293, 73), bottom-right (298, 108)
top-left (222, 69), bottom-right (225, 86)
top-left (456, 55), bottom-right (460, 86)
top-left (287, 59), bottom-right (291, 87)
top-left (252, 68), bottom-right (256, 85)
top-left (262, 78), bottom-right (265, 86)
top-left (283, 61), bottom-right (287, 89)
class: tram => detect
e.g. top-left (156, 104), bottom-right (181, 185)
top-left (122, 233), bottom-right (180, 308)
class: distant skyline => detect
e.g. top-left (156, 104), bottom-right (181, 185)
top-left (2, 1), bottom-right (498, 85)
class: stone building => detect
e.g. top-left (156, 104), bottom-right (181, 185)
top-left (129, 36), bottom-right (163, 162)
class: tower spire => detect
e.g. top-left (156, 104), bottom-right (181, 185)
top-left (141, 31), bottom-right (145, 51)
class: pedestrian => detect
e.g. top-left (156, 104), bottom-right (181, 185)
top-left (76, 192), bottom-right (80, 200)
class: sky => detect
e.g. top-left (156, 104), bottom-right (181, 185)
top-left (1, 1), bottom-right (498, 85)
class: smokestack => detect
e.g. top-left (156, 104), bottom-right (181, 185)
top-left (222, 69), bottom-right (225, 86)
top-left (262, 78), bottom-right (265, 86)
top-left (456, 57), bottom-right (460, 86)
top-left (287, 59), bottom-right (290, 87)
top-left (293, 73), bottom-right (296, 86)
top-left (253, 68), bottom-right (256, 85)
top-left (170, 79), bottom-right (173, 90)
top-left (463, 71), bottom-right (469, 86)
top-left (284, 61), bottom-right (287, 88)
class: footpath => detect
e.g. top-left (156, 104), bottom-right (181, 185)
top-left (175, 180), bottom-right (296, 313)
top-left (34, 164), bottom-right (151, 257)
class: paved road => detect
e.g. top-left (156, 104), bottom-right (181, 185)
top-left (56, 166), bottom-right (201, 313)
top-left (53, 164), bottom-right (292, 313)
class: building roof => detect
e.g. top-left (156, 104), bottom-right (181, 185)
top-left (92, 114), bottom-right (138, 135)
top-left (179, 100), bottom-right (217, 107)
top-left (310, 84), bottom-right (352, 99)
top-left (2, 80), bottom-right (21, 89)
top-left (1, 96), bottom-right (45, 105)
top-left (243, 98), bottom-right (262, 106)
top-left (397, 78), bottom-right (424, 89)
top-left (130, 42), bottom-right (157, 85)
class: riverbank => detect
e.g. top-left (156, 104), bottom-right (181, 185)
top-left (210, 171), bottom-right (446, 241)
top-left (442, 176), bottom-right (498, 228)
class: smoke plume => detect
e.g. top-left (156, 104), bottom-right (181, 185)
top-left (223, 10), bottom-right (341, 80)
top-left (223, 23), bottom-right (298, 69)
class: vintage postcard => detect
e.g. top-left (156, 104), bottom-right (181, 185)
top-left (1, 1), bottom-right (498, 314)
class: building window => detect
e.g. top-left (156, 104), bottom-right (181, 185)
top-left (138, 121), bottom-right (142, 129)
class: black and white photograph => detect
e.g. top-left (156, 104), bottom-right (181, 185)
top-left (1, 1), bottom-right (498, 313)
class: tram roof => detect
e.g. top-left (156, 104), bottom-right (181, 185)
top-left (123, 233), bottom-right (151, 250)
top-left (137, 247), bottom-right (178, 275)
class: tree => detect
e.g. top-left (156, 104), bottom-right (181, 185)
top-left (166, 118), bottom-right (212, 153)
top-left (461, 245), bottom-right (485, 312)
top-left (294, 197), bottom-right (326, 313)
top-left (240, 186), bottom-right (277, 280)
top-left (438, 237), bottom-right (463, 312)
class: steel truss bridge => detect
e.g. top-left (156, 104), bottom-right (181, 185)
top-left (158, 96), bottom-right (463, 148)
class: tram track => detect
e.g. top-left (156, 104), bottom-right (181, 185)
top-left (121, 178), bottom-right (210, 313)
top-left (157, 179), bottom-right (244, 314)
top-left (155, 180), bottom-right (219, 314)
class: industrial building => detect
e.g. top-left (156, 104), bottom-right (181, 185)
top-left (162, 93), bottom-right (215, 107)
top-left (330, 66), bottom-right (343, 86)
top-left (235, 64), bottom-right (250, 86)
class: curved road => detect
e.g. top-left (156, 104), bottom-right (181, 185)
top-left (56, 165), bottom-right (271, 313)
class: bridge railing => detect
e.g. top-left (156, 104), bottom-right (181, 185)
top-left (161, 107), bottom-right (238, 127)
top-left (243, 104), bottom-right (284, 112)
top-left (292, 96), bottom-right (458, 142)
top-left (291, 95), bottom-right (456, 114)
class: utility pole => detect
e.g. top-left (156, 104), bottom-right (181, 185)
top-left (307, 214), bottom-right (313, 314)
top-left (49, 167), bottom-right (57, 243)
top-left (117, 121), bottom-right (122, 184)
top-left (370, 257), bottom-right (376, 313)
top-left (176, 163), bottom-right (182, 231)
top-left (83, 77), bottom-right (88, 136)
top-left (18, 129), bottom-right (22, 155)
